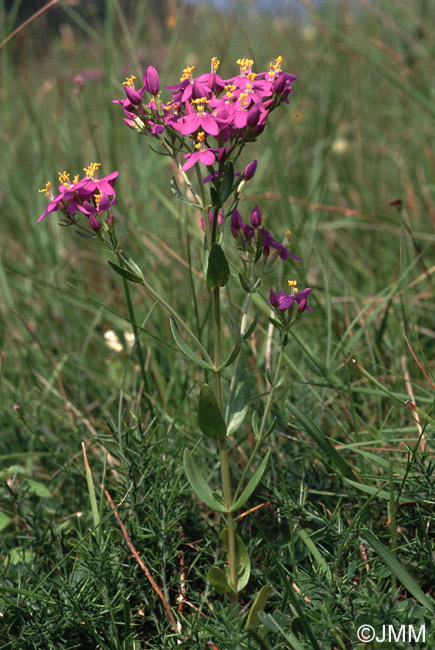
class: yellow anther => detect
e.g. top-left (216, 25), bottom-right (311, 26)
top-left (275, 55), bottom-right (283, 67)
top-left (225, 84), bottom-right (236, 92)
top-left (180, 66), bottom-right (195, 82)
top-left (83, 162), bottom-right (101, 178)
top-left (94, 191), bottom-right (102, 209)
top-left (287, 280), bottom-right (298, 295)
top-left (122, 75), bottom-right (136, 87)
top-left (236, 58), bottom-right (254, 75)
top-left (285, 230), bottom-right (292, 244)
top-left (39, 181), bottom-right (51, 197)
top-left (192, 97), bottom-right (209, 112)
top-left (211, 57), bottom-right (220, 72)
top-left (261, 215), bottom-right (268, 225)
top-left (247, 73), bottom-right (256, 82)
top-left (197, 131), bottom-right (206, 142)
top-left (288, 280), bottom-right (297, 287)
top-left (73, 174), bottom-right (80, 184)
top-left (58, 171), bottom-right (70, 184)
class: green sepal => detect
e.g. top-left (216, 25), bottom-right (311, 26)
top-left (246, 585), bottom-right (270, 628)
top-left (207, 566), bottom-right (235, 594)
top-left (170, 177), bottom-right (201, 207)
top-left (198, 384), bottom-right (227, 438)
top-left (183, 449), bottom-right (226, 513)
top-left (227, 369), bottom-right (250, 435)
top-left (219, 163), bottom-right (234, 204)
top-left (170, 318), bottom-right (213, 370)
top-left (206, 243), bottom-right (230, 290)
top-left (231, 449), bottom-right (270, 512)
top-left (220, 528), bottom-right (251, 592)
top-left (108, 261), bottom-right (143, 284)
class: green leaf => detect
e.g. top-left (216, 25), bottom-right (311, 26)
top-left (170, 318), bottom-right (213, 370)
top-left (246, 585), bottom-right (269, 628)
top-left (183, 449), bottom-right (226, 513)
top-left (206, 243), bottom-right (230, 290)
top-left (0, 511), bottom-right (12, 532)
top-left (198, 384), bottom-right (227, 438)
top-left (227, 369), bottom-right (250, 435)
top-left (220, 163), bottom-right (235, 203)
top-left (231, 450), bottom-right (271, 513)
top-left (362, 529), bottom-right (434, 614)
top-left (207, 566), bottom-right (235, 594)
top-left (218, 310), bottom-right (242, 370)
top-left (286, 402), bottom-right (356, 480)
top-left (220, 528), bottom-right (251, 592)
top-left (170, 177), bottom-right (200, 207)
top-left (108, 261), bottom-right (143, 284)
top-left (24, 479), bottom-right (51, 498)
top-left (243, 312), bottom-right (259, 340)
top-left (210, 186), bottom-right (220, 208)
top-left (258, 612), bottom-right (305, 650)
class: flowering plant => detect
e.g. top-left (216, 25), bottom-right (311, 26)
top-left (38, 55), bottom-right (311, 625)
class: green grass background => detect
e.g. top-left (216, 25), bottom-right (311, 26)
top-left (0, 1), bottom-right (434, 648)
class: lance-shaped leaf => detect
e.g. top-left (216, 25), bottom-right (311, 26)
top-left (286, 402), bottom-right (356, 480)
top-left (108, 261), bottom-right (143, 284)
top-left (206, 243), bottom-right (230, 290)
top-left (220, 528), bottom-right (251, 592)
top-left (183, 449), bottom-right (226, 513)
top-left (207, 566), bottom-right (235, 594)
top-left (231, 450), bottom-right (271, 512)
top-left (246, 585), bottom-right (270, 628)
top-left (219, 162), bottom-right (235, 204)
top-left (198, 384), bottom-right (227, 438)
top-left (227, 369), bottom-right (250, 435)
top-left (362, 529), bottom-right (434, 614)
top-left (170, 318), bottom-right (213, 370)
top-left (170, 177), bottom-right (200, 207)
top-left (218, 310), bottom-right (241, 371)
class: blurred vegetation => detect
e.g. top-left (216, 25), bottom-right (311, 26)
top-left (0, 1), bottom-right (434, 648)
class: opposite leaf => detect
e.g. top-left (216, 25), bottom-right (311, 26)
top-left (183, 449), bottom-right (226, 513)
top-left (246, 584), bottom-right (270, 628)
top-left (231, 449), bottom-right (271, 513)
top-left (206, 243), bottom-right (230, 290)
top-left (220, 528), bottom-right (251, 592)
top-left (208, 566), bottom-right (235, 594)
top-left (198, 384), bottom-right (227, 438)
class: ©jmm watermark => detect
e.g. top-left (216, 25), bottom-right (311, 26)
top-left (357, 624), bottom-right (426, 644)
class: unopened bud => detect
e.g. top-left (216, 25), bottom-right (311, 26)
top-left (243, 160), bottom-right (257, 181)
top-left (89, 214), bottom-right (101, 232)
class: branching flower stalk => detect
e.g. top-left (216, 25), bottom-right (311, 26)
top-left (37, 56), bottom-right (313, 617)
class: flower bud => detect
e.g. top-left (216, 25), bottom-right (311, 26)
top-left (243, 160), bottom-right (257, 181)
top-left (246, 104), bottom-right (262, 128)
top-left (230, 209), bottom-right (243, 237)
top-left (144, 66), bottom-right (160, 95)
top-left (89, 214), bottom-right (101, 232)
top-left (250, 205), bottom-right (262, 227)
top-left (124, 85), bottom-right (142, 105)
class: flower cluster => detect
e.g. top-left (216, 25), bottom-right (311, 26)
top-left (269, 280), bottom-right (313, 328)
top-left (114, 56), bottom-right (296, 174)
top-left (230, 205), bottom-right (302, 263)
top-left (38, 163), bottom-right (118, 232)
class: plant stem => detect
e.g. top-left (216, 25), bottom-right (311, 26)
top-left (213, 285), bottom-right (237, 600)
top-left (233, 340), bottom-right (286, 502)
top-left (116, 251), bottom-right (151, 397)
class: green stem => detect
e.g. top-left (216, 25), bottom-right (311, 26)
top-left (213, 284), bottom-right (237, 600)
top-left (114, 247), bottom-right (213, 367)
top-left (218, 436), bottom-right (237, 599)
top-left (116, 251), bottom-right (151, 397)
top-left (233, 341), bottom-right (286, 502)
